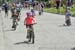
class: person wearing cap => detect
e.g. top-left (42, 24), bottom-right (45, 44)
top-left (24, 12), bottom-right (35, 26)
top-left (24, 12), bottom-right (36, 44)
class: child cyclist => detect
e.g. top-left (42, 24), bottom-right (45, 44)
top-left (64, 6), bottom-right (71, 26)
top-left (65, 9), bottom-right (71, 26)
top-left (24, 12), bottom-right (36, 44)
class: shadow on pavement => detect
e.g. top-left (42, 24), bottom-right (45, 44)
top-left (58, 24), bottom-right (70, 27)
top-left (14, 41), bottom-right (30, 45)
top-left (71, 47), bottom-right (75, 50)
top-left (4, 29), bottom-right (16, 32)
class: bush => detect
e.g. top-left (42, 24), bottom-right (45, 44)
top-left (44, 6), bottom-right (75, 17)
top-left (45, 1), bottom-right (51, 8)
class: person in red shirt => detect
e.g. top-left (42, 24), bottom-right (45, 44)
top-left (24, 12), bottom-right (35, 28)
top-left (24, 12), bottom-right (36, 44)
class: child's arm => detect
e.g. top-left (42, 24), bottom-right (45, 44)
top-left (32, 18), bottom-right (37, 24)
top-left (24, 18), bottom-right (26, 25)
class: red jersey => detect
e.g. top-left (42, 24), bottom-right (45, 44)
top-left (24, 17), bottom-right (33, 25)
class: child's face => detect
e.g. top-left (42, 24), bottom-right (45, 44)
top-left (27, 16), bottom-right (32, 17)
top-left (29, 14), bottom-right (32, 17)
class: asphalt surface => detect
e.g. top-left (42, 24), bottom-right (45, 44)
top-left (0, 9), bottom-right (75, 50)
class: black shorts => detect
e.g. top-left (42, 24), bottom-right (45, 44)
top-left (5, 10), bottom-right (8, 13)
top-left (26, 24), bottom-right (33, 29)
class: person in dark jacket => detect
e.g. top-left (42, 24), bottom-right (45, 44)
top-left (56, 0), bottom-right (61, 13)
top-left (3, 2), bottom-right (9, 17)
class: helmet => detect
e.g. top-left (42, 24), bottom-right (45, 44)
top-left (26, 12), bottom-right (32, 16)
top-left (26, 12), bottom-right (30, 16)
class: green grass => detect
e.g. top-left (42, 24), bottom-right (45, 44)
top-left (70, 7), bottom-right (75, 16)
top-left (44, 7), bottom-right (75, 17)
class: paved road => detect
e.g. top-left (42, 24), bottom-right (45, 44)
top-left (0, 9), bottom-right (75, 50)
top-left (0, 10), bottom-right (5, 50)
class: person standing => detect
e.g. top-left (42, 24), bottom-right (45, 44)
top-left (38, 3), bottom-right (43, 15)
top-left (3, 2), bottom-right (9, 17)
top-left (55, 0), bottom-right (61, 13)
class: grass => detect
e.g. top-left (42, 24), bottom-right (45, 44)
top-left (44, 7), bottom-right (75, 17)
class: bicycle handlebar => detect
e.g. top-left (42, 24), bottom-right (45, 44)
top-left (24, 23), bottom-right (37, 25)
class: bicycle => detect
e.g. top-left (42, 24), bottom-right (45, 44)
top-left (12, 14), bottom-right (18, 30)
top-left (25, 23), bottom-right (37, 44)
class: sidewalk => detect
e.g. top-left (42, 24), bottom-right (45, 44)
top-left (0, 9), bottom-right (75, 50)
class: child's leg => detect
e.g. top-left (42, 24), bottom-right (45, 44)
top-left (31, 31), bottom-right (34, 44)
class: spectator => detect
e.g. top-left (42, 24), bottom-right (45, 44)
top-left (3, 2), bottom-right (9, 17)
top-left (56, 0), bottom-right (61, 9)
